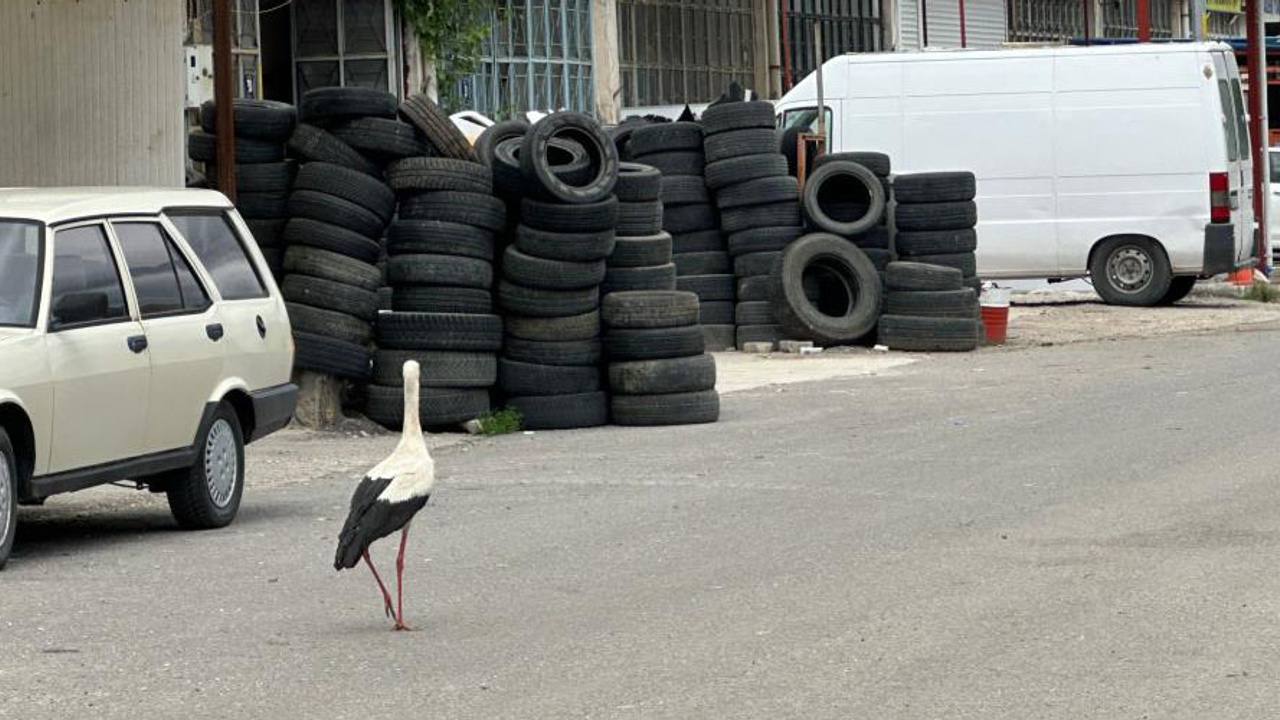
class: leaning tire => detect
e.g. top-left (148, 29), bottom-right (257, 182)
top-left (165, 402), bottom-right (244, 529)
top-left (611, 390), bottom-right (720, 426)
top-left (802, 160), bottom-right (886, 236)
top-left (521, 112), bottom-right (618, 204)
top-left (287, 124), bottom-right (381, 177)
top-left (399, 93), bottom-right (476, 160)
top-left (771, 234), bottom-right (882, 345)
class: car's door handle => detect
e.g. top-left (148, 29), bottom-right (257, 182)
top-left (127, 335), bottom-right (148, 353)
top-left (206, 323), bottom-right (224, 341)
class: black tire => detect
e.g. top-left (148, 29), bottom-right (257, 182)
top-left (878, 315), bottom-right (981, 352)
top-left (736, 275), bottom-right (772, 302)
top-left (502, 246), bottom-right (606, 290)
top-left (376, 312), bottom-right (503, 351)
top-left (610, 354), bottom-right (716, 395)
top-left (386, 220), bottom-right (495, 262)
top-left (602, 290), bottom-right (700, 328)
top-left (861, 248), bottom-right (892, 271)
top-left (715, 176), bottom-right (798, 210)
top-left (676, 274), bottom-right (736, 301)
top-left (630, 122), bottom-right (704, 156)
top-left (1158, 276), bottom-right (1197, 305)
top-left (661, 176), bottom-right (710, 206)
top-left (399, 191), bottom-right (507, 232)
top-left (886, 261), bottom-right (965, 291)
top-left (671, 230), bottom-right (726, 254)
top-left (497, 280), bottom-right (600, 318)
top-left (373, 350), bottom-right (496, 388)
top-left (504, 337), bottom-right (602, 366)
top-left (702, 324), bottom-right (736, 351)
top-left (602, 264), bottom-right (677, 294)
top-left (736, 324), bottom-right (779, 348)
top-left (611, 390), bottom-right (720, 426)
top-left (521, 196), bottom-right (618, 233)
top-left (283, 246), bottom-right (381, 291)
top-left (504, 310), bottom-right (600, 341)
top-left (234, 191), bottom-right (289, 219)
top-left (631, 150), bottom-right (704, 176)
top-left (293, 162), bottom-right (396, 221)
top-left (892, 172), bottom-right (976, 203)
top-left (287, 124), bottom-right (382, 177)
top-left (1089, 236), bottom-right (1173, 306)
top-left (165, 402), bottom-right (244, 529)
top-left (605, 325), bottom-right (705, 361)
top-left (392, 286), bottom-right (493, 314)
top-left (365, 386), bottom-right (490, 430)
top-left (189, 131), bottom-right (285, 164)
top-left (506, 392), bottom-right (608, 430)
top-left (734, 301), bottom-right (775, 326)
top-left (515, 224), bottom-right (617, 262)
top-left (885, 289), bottom-right (978, 318)
top-left (703, 128), bottom-right (780, 164)
top-left (386, 157), bottom-right (492, 195)
top-left (802, 161), bottom-right (886, 236)
top-left (771, 233), bottom-right (882, 345)
top-left (283, 218), bottom-right (381, 264)
top-left (521, 112), bottom-right (618, 204)
top-left (612, 121), bottom-right (645, 161)
top-left (499, 358), bottom-right (601, 396)
top-left (894, 201), bottom-right (978, 232)
top-left (854, 226), bottom-right (891, 250)
top-left (664, 204), bottom-right (719, 234)
top-left (300, 86), bottom-right (397, 123)
top-left (733, 251), bottom-right (781, 278)
top-left (705, 154), bottom-right (790, 191)
top-left (246, 218), bottom-right (287, 249)
top-left (720, 202), bottom-right (801, 235)
top-left (0, 428), bottom-right (15, 569)
top-left (699, 300), bottom-right (734, 325)
top-left (675, 251), bottom-right (731, 276)
top-left (208, 161), bottom-right (295, 194)
top-left (287, 302), bottom-right (372, 345)
top-left (288, 190), bottom-right (386, 240)
top-left (610, 232), bottom-right (672, 267)
top-left (387, 254), bottom-right (493, 289)
top-left (475, 120), bottom-right (529, 168)
top-left (399, 93), bottom-right (476, 160)
top-left (282, 274), bottom-right (378, 322)
top-left (495, 136), bottom-right (593, 196)
top-left (293, 332), bottom-right (372, 379)
top-left (813, 152), bottom-right (891, 177)
top-left (701, 101), bottom-right (776, 135)
top-left (893, 228), bottom-right (978, 256)
top-left (907, 252), bottom-right (977, 278)
top-left (727, 226), bottom-right (802, 257)
top-left (617, 200), bottom-right (664, 236)
top-left (200, 99), bottom-right (297, 141)
top-left (615, 162), bottom-right (663, 202)
top-left (331, 117), bottom-right (431, 161)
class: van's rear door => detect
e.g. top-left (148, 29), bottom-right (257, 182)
top-left (1212, 50), bottom-right (1255, 264)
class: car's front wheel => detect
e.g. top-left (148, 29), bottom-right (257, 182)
top-left (166, 403), bottom-right (244, 529)
top-left (0, 428), bottom-right (17, 569)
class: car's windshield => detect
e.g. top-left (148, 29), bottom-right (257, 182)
top-left (0, 221), bottom-right (42, 327)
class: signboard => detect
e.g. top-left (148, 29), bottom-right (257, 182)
top-left (1206, 0), bottom-right (1242, 13)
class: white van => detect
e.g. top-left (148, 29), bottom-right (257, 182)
top-left (776, 43), bottom-right (1256, 306)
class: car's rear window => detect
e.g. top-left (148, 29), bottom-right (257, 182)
top-left (0, 220), bottom-right (42, 327)
top-left (166, 211), bottom-right (267, 301)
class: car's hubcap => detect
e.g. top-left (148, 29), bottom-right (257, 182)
top-left (1107, 247), bottom-right (1153, 293)
top-left (204, 419), bottom-right (237, 509)
top-left (0, 451), bottom-right (12, 541)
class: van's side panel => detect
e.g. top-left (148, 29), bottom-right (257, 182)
top-left (834, 58), bottom-right (904, 162)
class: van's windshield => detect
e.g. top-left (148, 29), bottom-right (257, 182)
top-left (0, 221), bottom-right (42, 327)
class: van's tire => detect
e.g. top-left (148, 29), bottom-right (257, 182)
top-left (892, 172), bottom-right (977, 203)
top-left (365, 386), bottom-right (490, 430)
top-left (165, 402), bottom-right (244, 530)
top-left (610, 233), bottom-right (672, 267)
top-left (770, 234), bottom-right (882, 345)
top-left (615, 162), bottom-right (663, 202)
top-left (288, 190), bottom-right (386, 240)
top-left (330, 117), bottom-right (431, 160)
top-left (0, 428), bottom-right (16, 570)
top-left (375, 312), bottom-right (503, 351)
top-left (813, 151), bottom-right (891, 177)
top-left (1158, 276), bottom-right (1198, 305)
top-left (664, 204), bottom-right (720, 234)
top-left (293, 162), bottom-right (396, 221)
top-left (386, 220), bottom-right (495, 262)
top-left (631, 150), bottom-right (704, 176)
top-left (605, 325), bottom-right (706, 361)
top-left (894, 228), bottom-right (978, 256)
top-left (386, 157), bottom-right (492, 194)
top-left (283, 247), bottom-right (381, 291)
top-left (699, 300), bottom-right (735, 325)
top-left (720, 202), bottom-right (802, 235)
top-left (387, 254), bottom-right (493, 289)
top-left (1089, 236), bottom-right (1173, 306)
top-left (878, 315), bottom-right (981, 352)
top-left (502, 246), bottom-right (607, 290)
top-left (499, 358), bottom-right (601, 396)
top-left (503, 337), bottom-right (602, 367)
top-left (886, 261), bottom-right (965, 292)
top-left (283, 218), bottom-right (381, 264)
top-left (676, 274), bottom-right (736, 301)
top-left (616, 200), bottom-right (665, 236)
top-left (715, 176), bottom-right (799, 210)
top-left (733, 251), bottom-right (782, 278)
top-left (504, 310), bottom-right (600, 342)
top-left (675, 251), bottom-right (731, 276)
top-left (515, 225), bottom-right (616, 262)
top-left (672, 230), bottom-right (726, 254)
top-left (705, 154), bottom-right (790, 191)
top-left (704, 128), bottom-right (780, 164)
top-left (293, 332), bottom-right (372, 379)
top-left (727, 226), bottom-right (803, 257)
top-left (399, 191), bottom-right (507, 232)
top-left (609, 355), bottom-right (716, 395)
top-left (287, 124), bottom-right (382, 177)
top-left (602, 264), bottom-right (677, 294)
top-left (630, 122), bottom-right (704, 156)
top-left (894, 201), bottom-right (978, 232)
top-left (392, 286), bottom-right (493, 314)
top-left (497, 280), bottom-right (600, 318)
top-left (200, 99), bottom-right (298, 140)
top-left (611, 390), bottom-right (720, 426)
top-left (602, 290), bottom-right (700, 328)
top-left (399, 93), bottom-right (476, 161)
top-left (521, 112), bottom-right (618, 204)
top-left (907, 252), bottom-right (978, 278)
top-left (373, 350), bottom-right (496, 388)
top-left (701, 100), bottom-right (777, 135)
top-left (802, 160), bottom-right (886, 236)
top-left (521, 197), bottom-right (618, 233)
top-left (188, 131), bottom-right (286, 164)
top-left (660, 176), bottom-right (710, 206)
top-left (283, 275), bottom-right (378, 321)
top-left (507, 392), bottom-right (608, 429)
top-left (736, 324), bottom-right (780, 348)
top-left (885, 288), bottom-right (978, 318)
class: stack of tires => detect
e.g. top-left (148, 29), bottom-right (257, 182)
top-left (190, 99), bottom-right (298, 278)
top-left (476, 120), bottom-right (593, 245)
top-left (498, 113), bottom-right (620, 430)
top-left (811, 152), bottom-right (893, 272)
top-left (604, 163), bottom-right (676, 295)
top-left (701, 101), bottom-right (803, 350)
top-left (890, 172), bottom-right (981, 295)
top-left (878, 261), bottom-right (981, 352)
top-left (603, 291), bottom-right (720, 426)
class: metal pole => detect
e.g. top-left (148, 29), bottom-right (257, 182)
top-left (814, 19), bottom-right (825, 150)
top-left (213, 0), bottom-right (236, 200)
top-left (781, 0), bottom-right (793, 91)
top-left (1189, 0), bottom-right (1205, 41)
top-left (1246, 0), bottom-right (1268, 268)
top-left (959, 0), bottom-right (967, 47)
top-left (922, 0), bottom-right (929, 46)
top-left (1083, 0), bottom-right (1091, 44)
top-left (1137, 0), bottom-right (1151, 41)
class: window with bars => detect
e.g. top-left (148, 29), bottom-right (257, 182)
top-left (188, 0), bottom-right (262, 97)
top-left (1007, 0), bottom-right (1087, 43)
top-left (1101, 0), bottom-right (1176, 38)
top-left (784, 0), bottom-right (882, 88)
top-left (292, 0), bottom-right (398, 99)
top-left (617, 0), bottom-right (756, 108)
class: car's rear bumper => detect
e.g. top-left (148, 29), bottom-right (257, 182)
top-left (1203, 223), bottom-right (1246, 275)
top-left (248, 382), bottom-right (297, 442)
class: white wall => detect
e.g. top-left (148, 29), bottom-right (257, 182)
top-left (897, 0), bottom-right (1006, 50)
top-left (0, 0), bottom-right (186, 187)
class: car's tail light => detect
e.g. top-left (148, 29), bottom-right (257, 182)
top-left (1210, 172), bottom-right (1230, 223)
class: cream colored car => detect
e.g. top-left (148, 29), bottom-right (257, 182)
top-left (0, 189), bottom-right (297, 568)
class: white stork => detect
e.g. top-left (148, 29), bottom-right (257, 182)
top-left (334, 360), bottom-right (434, 631)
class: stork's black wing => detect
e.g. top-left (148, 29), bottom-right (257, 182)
top-left (334, 475), bottom-right (392, 570)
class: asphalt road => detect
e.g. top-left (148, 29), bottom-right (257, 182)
top-left (4, 326), bottom-right (1280, 719)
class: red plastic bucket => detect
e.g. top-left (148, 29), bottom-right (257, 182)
top-left (980, 305), bottom-right (1009, 345)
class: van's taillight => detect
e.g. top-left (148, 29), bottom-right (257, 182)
top-left (1210, 172), bottom-right (1230, 223)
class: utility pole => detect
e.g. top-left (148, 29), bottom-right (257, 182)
top-left (1137, 0), bottom-right (1151, 41)
top-left (213, 0), bottom-right (236, 201)
top-left (1246, 0), bottom-right (1268, 268)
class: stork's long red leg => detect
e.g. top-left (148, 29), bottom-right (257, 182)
top-left (393, 522), bottom-right (413, 631)
top-left (363, 550), bottom-right (395, 618)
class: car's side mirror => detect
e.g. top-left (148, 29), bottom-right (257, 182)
top-left (51, 291), bottom-right (108, 328)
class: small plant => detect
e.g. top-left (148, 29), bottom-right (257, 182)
top-left (1242, 280), bottom-right (1279, 303)
top-left (477, 407), bottom-right (523, 436)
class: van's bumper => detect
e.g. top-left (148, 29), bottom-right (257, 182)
top-left (1203, 223), bottom-right (1239, 275)
top-left (248, 382), bottom-right (297, 442)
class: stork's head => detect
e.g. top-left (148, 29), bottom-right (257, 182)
top-left (403, 360), bottom-right (420, 387)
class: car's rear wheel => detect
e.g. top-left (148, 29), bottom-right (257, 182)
top-left (0, 428), bottom-right (17, 569)
top-left (1090, 237), bottom-right (1172, 307)
top-left (166, 403), bottom-right (244, 530)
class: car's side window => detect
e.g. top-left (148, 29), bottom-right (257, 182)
top-left (166, 211), bottom-right (267, 301)
top-left (113, 222), bottom-right (210, 317)
top-left (49, 224), bottom-right (130, 329)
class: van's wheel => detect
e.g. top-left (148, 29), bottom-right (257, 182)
top-left (0, 428), bottom-right (16, 569)
top-left (167, 403), bottom-right (244, 530)
top-left (1090, 237), bottom-right (1171, 306)
top-left (1158, 276), bottom-right (1197, 305)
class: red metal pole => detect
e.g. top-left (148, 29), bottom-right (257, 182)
top-left (780, 0), bottom-right (793, 91)
top-left (959, 0), bottom-right (967, 47)
top-left (213, 0), bottom-right (236, 200)
top-left (1136, 0), bottom-right (1151, 41)
top-left (1246, 0), bottom-right (1267, 267)
top-left (1082, 0), bottom-right (1090, 44)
